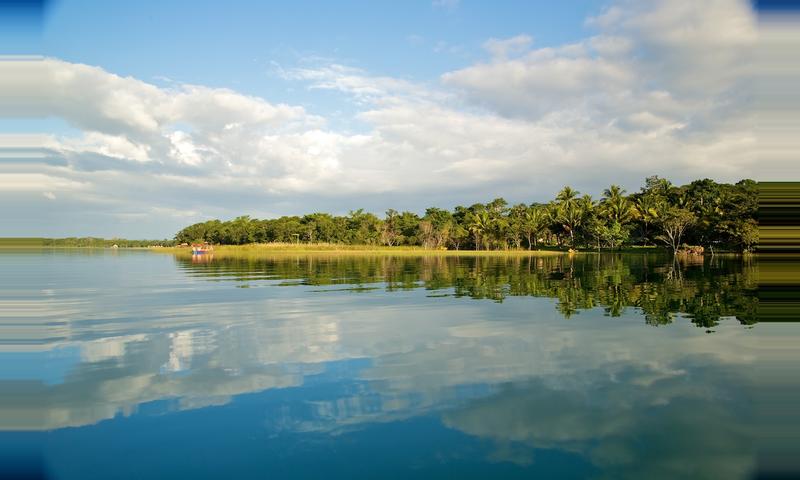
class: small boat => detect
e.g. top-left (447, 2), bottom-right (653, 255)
top-left (191, 242), bottom-right (214, 255)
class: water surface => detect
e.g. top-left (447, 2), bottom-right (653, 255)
top-left (1, 251), bottom-right (793, 479)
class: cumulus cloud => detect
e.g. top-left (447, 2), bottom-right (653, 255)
top-left (282, 63), bottom-right (449, 106)
top-left (443, 0), bottom-right (756, 125)
top-left (483, 34), bottom-right (533, 58)
top-left (0, 0), bottom-right (762, 237)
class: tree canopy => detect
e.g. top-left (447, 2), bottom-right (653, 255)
top-left (174, 177), bottom-right (759, 253)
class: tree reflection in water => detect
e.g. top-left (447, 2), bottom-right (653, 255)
top-left (176, 253), bottom-right (758, 329)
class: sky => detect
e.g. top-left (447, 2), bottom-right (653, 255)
top-left (0, 0), bottom-right (776, 238)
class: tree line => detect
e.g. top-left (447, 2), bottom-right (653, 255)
top-left (28, 237), bottom-right (176, 248)
top-left (174, 176), bottom-right (758, 253)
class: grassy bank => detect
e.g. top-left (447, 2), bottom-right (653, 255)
top-left (155, 243), bottom-right (571, 258)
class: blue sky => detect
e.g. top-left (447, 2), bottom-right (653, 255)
top-left (44, 1), bottom-right (601, 86)
top-left (40, 0), bottom-right (601, 131)
top-left (2, 0), bottom-right (769, 238)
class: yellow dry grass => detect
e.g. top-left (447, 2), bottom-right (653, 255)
top-left (155, 242), bottom-right (568, 258)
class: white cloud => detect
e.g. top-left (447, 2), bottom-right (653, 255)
top-left (0, 0), bottom-right (764, 237)
top-left (483, 34), bottom-right (533, 58)
top-left (445, 0), bottom-right (755, 117)
top-left (442, 45), bottom-right (636, 118)
top-left (283, 63), bottom-right (447, 106)
top-left (167, 131), bottom-right (205, 166)
top-left (60, 131), bottom-right (152, 162)
top-left (1, 172), bottom-right (88, 192)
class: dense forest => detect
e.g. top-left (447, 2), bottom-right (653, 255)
top-left (174, 177), bottom-right (758, 253)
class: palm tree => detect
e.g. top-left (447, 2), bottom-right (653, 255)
top-left (579, 195), bottom-right (595, 217)
top-left (556, 201), bottom-right (585, 247)
top-left (508, 204), bottom-right (528, 249)
top-left (523, 206), bottom-right (548, 249)
top-left (468, 210), bottom-right (491, 250)
top-left (556, 186), bottom-right (579, 205)
top-left (601, 185), bottom-right (634, 224)
top-left (491, 216), bottom-right (510, 250)
top-left (552, 187), bottom-right (584, 247)
top-left (633, 196), bottom-right (664, 245)
top-left (603, 185), bottom-right (624, 202)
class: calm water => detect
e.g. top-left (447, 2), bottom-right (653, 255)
top-left (1, 250), bottom-right (796, 479)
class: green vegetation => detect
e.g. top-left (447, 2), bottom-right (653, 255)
top-left (175, 176), bottom-right (758, 253)
top-left (0, 237), bottom-right (175, 248)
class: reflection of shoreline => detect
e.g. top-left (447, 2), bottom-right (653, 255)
top-left (174, 254), bottom-right (759, 328)
top-left (191, 253), bottom-right (214, 263)
top-left (0, 254), bottom-right (771, 476)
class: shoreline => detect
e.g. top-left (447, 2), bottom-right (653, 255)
top-left (154, 244), bottom-right (571, 257)
top-left (1, 243), bottom-right (758, 257)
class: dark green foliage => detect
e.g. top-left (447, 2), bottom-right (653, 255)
top-left (174, 177), bottom-right (758, 252)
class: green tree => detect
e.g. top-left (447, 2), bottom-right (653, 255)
top-left (657, 208), bottom-right (696, 255)
top-left (508, 204), bottom-right (528, 249)
top-left (600, 185), bottom-right (634, 225)
top-left (449, 222), bottom-right (469, 250)
top-left (422, 207), bottom-right (454, 249)
top-left (396, 211), bottom-right (421, 245)
top-left (523, 205), bottom-right (549, 249)
top-left (598, 221), bottom-right (631, 250)
top-left (632, 195), bottom-right (664, 245)
top-left (347, 209), bottom-right (382, 245)
top-left (468, 210), bottom-right (491, 250)
top-left (381, 209), bottom-right (400, 246)
top-left (171, 176), bottom-right (758, 252)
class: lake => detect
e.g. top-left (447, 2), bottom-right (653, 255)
top-left (1, 250), bottom-right (796, 479)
